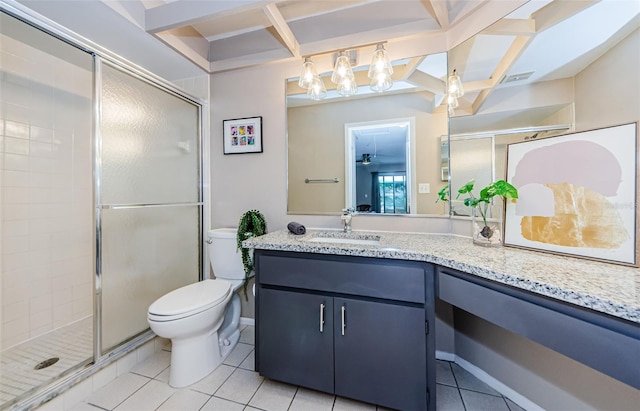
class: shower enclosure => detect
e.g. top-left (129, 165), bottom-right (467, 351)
top-left (0, 5), bottom-right (203, 410)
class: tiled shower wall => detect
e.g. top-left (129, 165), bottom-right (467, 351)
top-left (0, 31), bottom-right (93, 350)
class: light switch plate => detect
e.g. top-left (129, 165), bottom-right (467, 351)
top-left (419, 183), bottom-right (430, 194)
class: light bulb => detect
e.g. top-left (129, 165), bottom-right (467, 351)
top-left (298, 57), bottom-right (318, 89)
top-left (370, 72), bottom-right (392, 92)
top-left (337, 76), bottom-right (358, 96)
top-left (368, 43), bottom-right (393, 79)
top-left (332, 52), bottom-right (355, 85)
top-left (307, 75), bottom-right (327, 100)
top-left (448, 69), bottom-right (464, 98)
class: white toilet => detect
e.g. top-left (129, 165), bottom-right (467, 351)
top-left (147, 228), bottom-right (246, 388)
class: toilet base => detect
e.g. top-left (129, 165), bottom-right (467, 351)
top-left (168, 325), bottom-right (222, 388)
top-left (166, 294), bottom-right (242, 388)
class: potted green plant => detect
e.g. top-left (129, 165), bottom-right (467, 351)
top-left (236, 210), bottom-right (267, 299)
top-left (456, 179), bottom-right (518, 247)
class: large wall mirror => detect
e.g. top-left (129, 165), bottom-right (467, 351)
top-left (287, 52), bottom-right (449, 216)
top-left (447, 0), bottom-right (640, 217)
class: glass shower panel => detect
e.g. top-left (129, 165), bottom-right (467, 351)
top-left (100, 63), bottom-right (200, 205)
top-left (99, 62), bottom-right (201, 353)
top-left (100, 206), bottom-right (200, 352)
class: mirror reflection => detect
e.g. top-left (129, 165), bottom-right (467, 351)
top-left (287, 52), bottom-right (449, 216)
top-left (447, 0), bottom-right (639, 217)
top-left (347, 119), bottom-right (413, 214)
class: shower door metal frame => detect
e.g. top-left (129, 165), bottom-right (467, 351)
top-left (0, 1), bottom-right (206, 409)
top-left (93, 56), bottom-right (205, 359)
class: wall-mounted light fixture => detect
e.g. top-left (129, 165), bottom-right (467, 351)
top-left (298, 43), bottom-right (394, 100)
top-left (361, 153), bottom-right (371, 165)
top-left (368, 43), bottom-right (393, 92)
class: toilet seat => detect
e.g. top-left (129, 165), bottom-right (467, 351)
top-left (148, 279), bottom-right (231, 322)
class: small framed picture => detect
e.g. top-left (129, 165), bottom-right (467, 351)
top-left (223, 116), bottom-right (263, 154)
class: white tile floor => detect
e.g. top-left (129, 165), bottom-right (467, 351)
top-left (43, 325), bottom-right (526, 411)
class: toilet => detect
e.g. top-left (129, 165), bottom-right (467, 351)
top-left (147, 228), bottom-right (246, 388)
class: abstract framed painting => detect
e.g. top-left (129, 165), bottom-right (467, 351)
top-left (504, 122), bottom-right (638, 266)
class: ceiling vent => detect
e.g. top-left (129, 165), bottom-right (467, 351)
top-left (500, 71), bottom-right (535, 84)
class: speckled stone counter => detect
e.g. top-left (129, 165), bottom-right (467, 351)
top-left (244, 229), bottom-right (640, 324)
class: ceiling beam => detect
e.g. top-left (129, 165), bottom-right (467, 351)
top-left (422, 0), bottom-right (449, 30)
top-left (532, 0), bottom-right (597, 32)
top-left (471, 34), bottom-right (533, 114)
top-left (482, 18), bottom-right (536, 36)
top-left (263, 3), bottom-right (300, 58)
top-left (145, 0), bottom-right (285, 34)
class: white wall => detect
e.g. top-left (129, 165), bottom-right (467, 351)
top-left (575, 27), bottom-right (640, 131)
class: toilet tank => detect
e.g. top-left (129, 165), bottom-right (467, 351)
top-left (208, 228), bottom-right (246, 281)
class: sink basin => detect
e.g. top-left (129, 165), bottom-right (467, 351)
top-left (307, 237), bottom-right (380, 246)
top-left (305, 232), bottom-right (381, 246)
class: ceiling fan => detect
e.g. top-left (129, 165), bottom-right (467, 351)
top-left (356, 153), bottom-right (372, 165)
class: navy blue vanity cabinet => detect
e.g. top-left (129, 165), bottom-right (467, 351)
top-left (254, 250), bottom-right (436, 411)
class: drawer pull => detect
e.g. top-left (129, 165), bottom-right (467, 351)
top-left (320, 303), bottom-right (325, 332)
top-left (341, 305), bottom-right (346, 336)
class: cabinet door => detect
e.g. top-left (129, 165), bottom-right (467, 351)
top-left (258, 288), bottom-right (334, 393)
top-left (334, 298), bottom-right (426, 411)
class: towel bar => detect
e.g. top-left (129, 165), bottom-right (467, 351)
top-left (304, 178), bottom-right (339, 183)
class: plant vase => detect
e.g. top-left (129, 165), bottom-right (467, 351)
top-left (471, 199), bottom-right (503, 247)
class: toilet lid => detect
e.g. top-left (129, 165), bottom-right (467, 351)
top-left (148, 279), bottom-right (231, 317)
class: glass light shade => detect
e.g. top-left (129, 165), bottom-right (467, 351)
top-left (298, 57), bottom-right (318, 89)
top-left (447, 94), bottom-right (459, 116)
top-left (337, 75), bottom-right (358, 96)
top-left (448, 69), bottom-right (464, 98)
top-left (370, 71), bottom-right (393, 92)
top-left (368, 44), bottom-right (393, 79)
top-left (307, 75), bottom-right (327, 100)
top-left (447, 93), bottom-right (459, 108)
top-left (332, 53), bottom-right (355, 84)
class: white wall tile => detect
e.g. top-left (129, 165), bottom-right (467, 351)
top-left (4, 120), bottom-right (30, 139)
top-left (3, 170), bottom-right (29, 187)
top-left (4, 136), bottom-right (30, 155)
top-left (3, 153), bottom-right (29, 171)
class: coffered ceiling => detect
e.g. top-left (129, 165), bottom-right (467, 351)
top-left (138, 0), bottom-right (488, 73)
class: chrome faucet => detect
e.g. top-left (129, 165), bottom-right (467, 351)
top-left (341, 208), bottom-right (355, 233)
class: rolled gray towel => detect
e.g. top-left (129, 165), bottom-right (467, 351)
top-left (287, 221), bottom-right (306, 235)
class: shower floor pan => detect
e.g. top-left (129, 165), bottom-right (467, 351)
top-left (0, 317), bottom-right (93, 410)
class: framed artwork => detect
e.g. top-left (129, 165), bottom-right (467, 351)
top-left (504, 122), bottom-right (638, 266)
top-left (223, 116), bottom-right (263, 154)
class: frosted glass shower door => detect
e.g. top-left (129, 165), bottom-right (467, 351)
top-left (98, 62), bottom-right (202, 353)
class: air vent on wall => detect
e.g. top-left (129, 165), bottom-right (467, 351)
top-left (500, 71), bottom-right (535, 84)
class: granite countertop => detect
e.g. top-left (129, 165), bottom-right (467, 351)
top-left (244, 229), bottom-right (640, 324)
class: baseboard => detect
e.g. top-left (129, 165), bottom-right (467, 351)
top-left (435, 350), bottom-right (456, 362)
top-left (240, 317), bottom-right (255, 326)
top-left (454, 355), bottom-right (544, 411)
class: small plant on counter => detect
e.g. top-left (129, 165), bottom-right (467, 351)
top-left (237, 210), bottom-right (267, 299)
top-left (456, 179), bottom-right (518, 241)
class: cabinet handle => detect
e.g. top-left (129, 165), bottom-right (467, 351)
top-left (341, 305), bottom-right (346, 336)
top-left (320, 303), bottom-right (325, 332)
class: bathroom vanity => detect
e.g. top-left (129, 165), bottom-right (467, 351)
top-left (254, 250), bottom-right (435, 411)
top-left (246, 230), bottom-right (640, 410)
